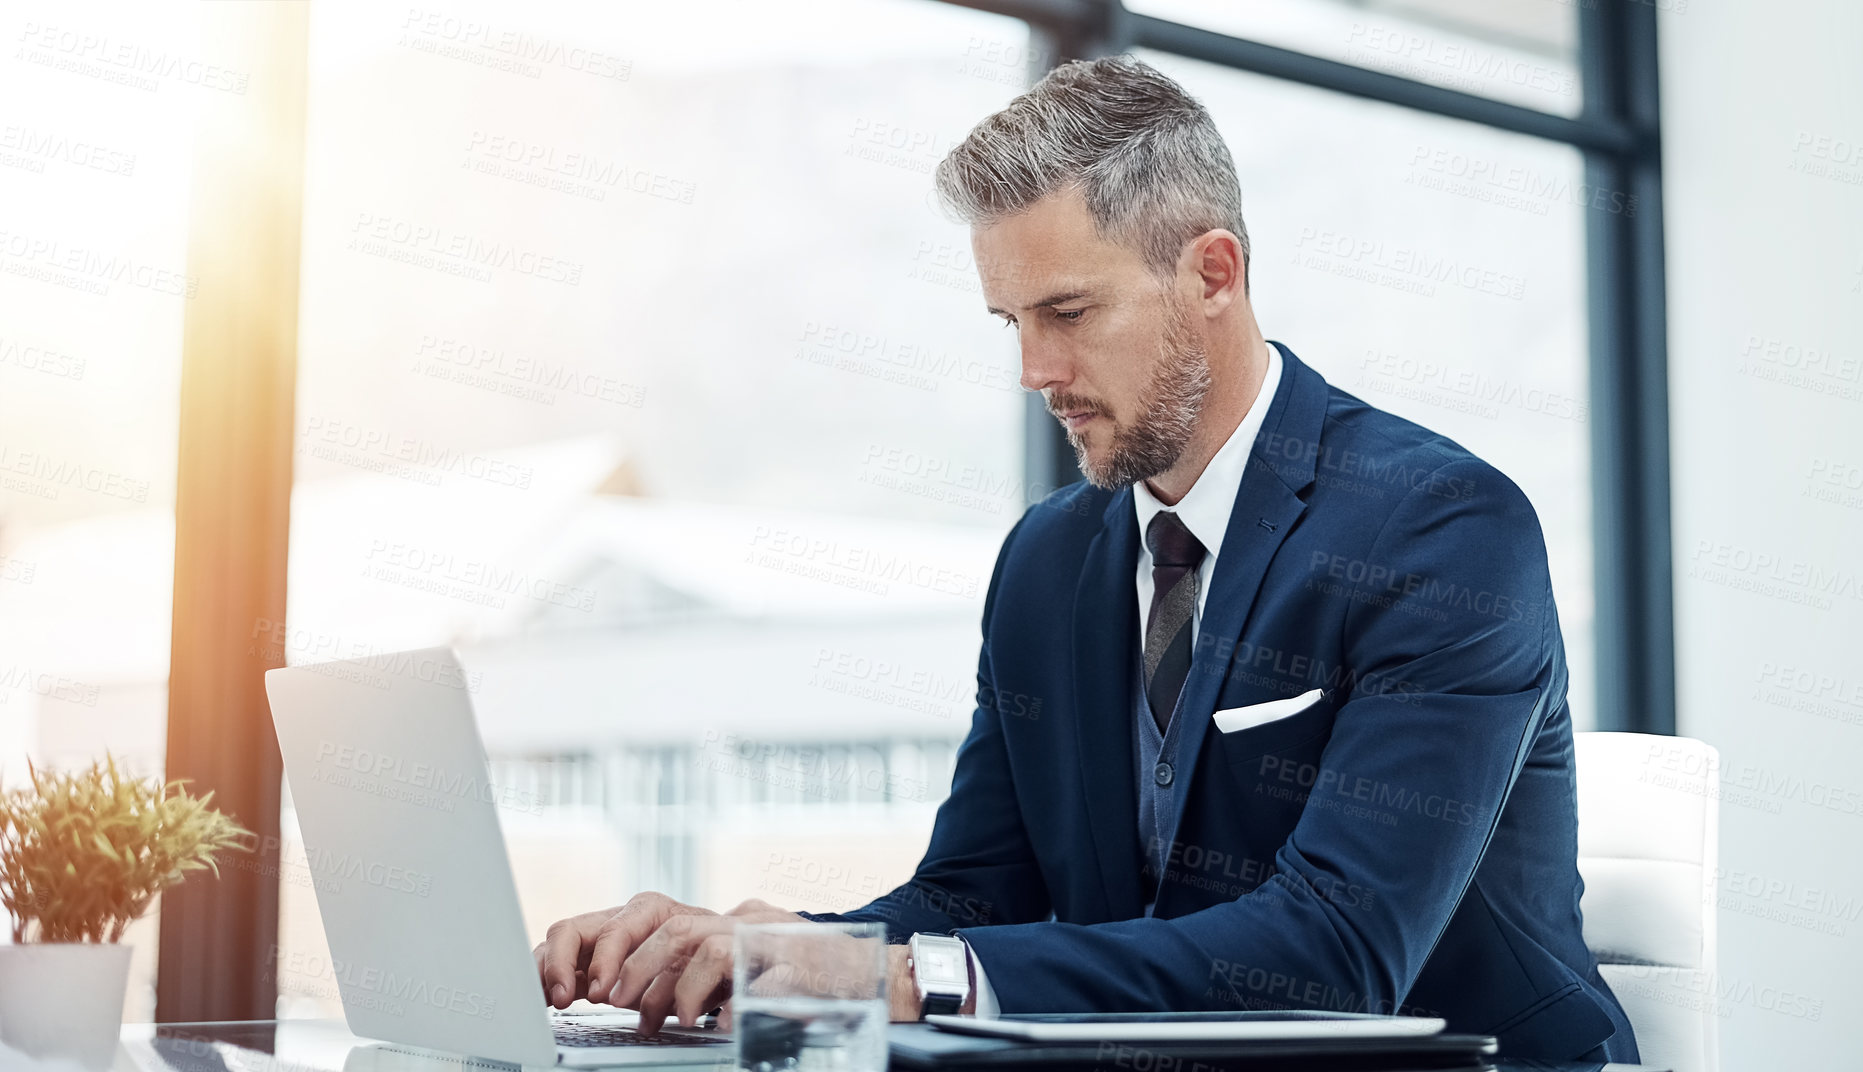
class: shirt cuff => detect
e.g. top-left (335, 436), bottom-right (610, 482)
top-left (958, 935), bottom-right (1000, 1019)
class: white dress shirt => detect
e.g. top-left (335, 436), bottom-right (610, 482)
top-left (959, 341), bottom-right (1284, 1019)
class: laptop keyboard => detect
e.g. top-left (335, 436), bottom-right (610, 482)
top-left (553, 1023), bottom-right (730, 1048)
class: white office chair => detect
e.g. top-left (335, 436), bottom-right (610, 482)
top-left (1574, 731), bottom-right (1720, 1072)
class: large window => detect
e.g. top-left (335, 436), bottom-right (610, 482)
top-left (0, 0), bottom-right (208, 1018)
top-left (273, 0), bottom-right (1030, 1017)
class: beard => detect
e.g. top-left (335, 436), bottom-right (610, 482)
top-left (1050, 297), bottom-right (1212, 490)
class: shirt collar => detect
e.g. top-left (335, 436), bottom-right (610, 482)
top-left (1133, 340), bottom-right (1284, 564)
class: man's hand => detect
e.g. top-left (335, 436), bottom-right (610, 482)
top-left (533, 892), bottom-right (722, 1011)
top-left (607, 897), bottom-right (807, 1031)
top-left (533, 894), bottom-right (810, 1032)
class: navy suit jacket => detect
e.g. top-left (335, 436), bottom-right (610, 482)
top-left (815, 343), bottom-right (1637, 1063)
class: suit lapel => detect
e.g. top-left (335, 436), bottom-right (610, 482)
top-left (1070, 487), bottom-right (1145, 921)
top-left (1160, 343), bottom-right (1327, 853)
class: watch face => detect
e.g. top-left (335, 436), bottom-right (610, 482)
top-left (920, 949), bottom-right (960, 982)
top-left (913, 937), bottom-right (967, 988)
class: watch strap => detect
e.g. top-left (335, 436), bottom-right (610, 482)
top-left (919, 990), bottom-right (963, 1016)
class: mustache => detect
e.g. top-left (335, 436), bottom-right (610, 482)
top-left (1045, 393), bottom-right (1102, 419)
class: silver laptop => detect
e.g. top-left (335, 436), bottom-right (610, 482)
top-left (265, 647), bottom-right (730, 1066)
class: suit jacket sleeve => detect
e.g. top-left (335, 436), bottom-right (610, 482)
top-left (955, 457), bottom-right (1559, 1014)
top-left (801, 513), bottom-right (1052, 938)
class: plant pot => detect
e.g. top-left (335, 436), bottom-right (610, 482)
top-left (0, 942), bottom-right (132, 1070)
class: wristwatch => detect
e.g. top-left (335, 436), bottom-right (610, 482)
top-left (907, 933), bottom-right (971, 1017)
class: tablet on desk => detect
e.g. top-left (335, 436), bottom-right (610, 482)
top-left (924, 1010), bottom-right (1448, 1043)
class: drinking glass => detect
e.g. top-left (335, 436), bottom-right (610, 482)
top-left (733, 921), bottom-right (889, 1072)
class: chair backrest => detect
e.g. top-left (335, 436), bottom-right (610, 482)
top-left (1573, 731), bottom-right (1720, 1072)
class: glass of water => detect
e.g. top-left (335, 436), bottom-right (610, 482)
top-left (733, 921), bottom-right (889, 1072)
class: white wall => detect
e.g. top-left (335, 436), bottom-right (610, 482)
top-left (1660, 0), bottom-right (1863, 1065)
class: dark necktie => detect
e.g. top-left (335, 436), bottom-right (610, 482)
top-left (1143, 511), bottom-right (1207, 734)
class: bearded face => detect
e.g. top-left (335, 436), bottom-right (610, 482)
top-left (1046, 293), bottom-right (1212, 489)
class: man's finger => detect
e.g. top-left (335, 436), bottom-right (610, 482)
top-left (586, 896), bottom-right (671, 1003)
top-left (673, 933), bottom-right (735, 1028)
top-left (539, 913), bottom-right (602, 1008)
top-left (611, 913), bottom-right (735, 1008)
top-left (635, 954), bottom-right (689, 1035)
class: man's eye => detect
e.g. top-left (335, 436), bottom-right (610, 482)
top-left (1055, 309), bottom-right (1084, 322)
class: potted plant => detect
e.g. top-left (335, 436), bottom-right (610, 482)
top-left (0, 755), bottom-right (250, 1070)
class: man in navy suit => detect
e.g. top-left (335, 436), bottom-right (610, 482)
top-left (537, 56), bottom-right (1637, 1064)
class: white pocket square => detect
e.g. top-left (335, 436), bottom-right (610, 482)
top-left (1213, 688), bottom-right (1324, 734)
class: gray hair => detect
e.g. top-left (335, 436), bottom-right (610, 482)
top-left (934, 55), bottom-right (1249, 290)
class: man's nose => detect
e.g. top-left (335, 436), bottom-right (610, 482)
top-left (1018, 334), bottom-right (1069, 394)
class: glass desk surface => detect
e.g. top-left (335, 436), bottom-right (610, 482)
top-left (113, 1019), bottom-right (1657, 1072)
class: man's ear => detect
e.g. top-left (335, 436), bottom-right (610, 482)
top-left (1183, 229), bottom-right (1245, 316)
